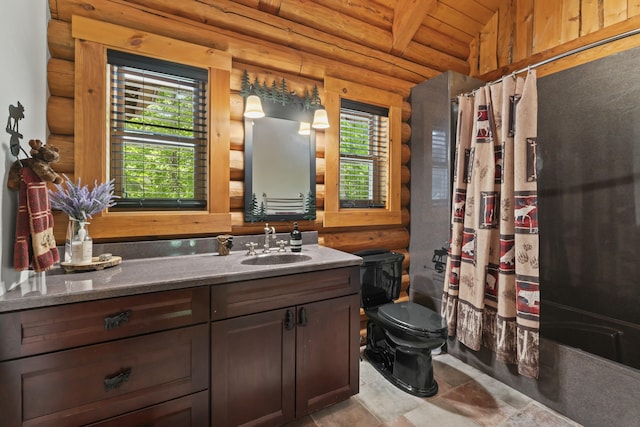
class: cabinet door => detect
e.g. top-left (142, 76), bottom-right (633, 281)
top-left (296, 294), bottom-right (360, 416)
top-left (211, 308), bottom-right (296, 427)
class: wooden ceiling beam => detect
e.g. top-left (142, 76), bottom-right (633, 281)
top-left (413, 25), bottom-right (470, 60)
top-left (257, 0), bottom-right (281, 15)
top-left (116, 0), bottom-right (440, 81)
top-left (391, 0), bottom-right (437, 55)
top-left (57, 0), bottom-right (422, 96)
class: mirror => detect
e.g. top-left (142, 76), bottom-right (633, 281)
top-left (244, 99), bottom-right (317, 222)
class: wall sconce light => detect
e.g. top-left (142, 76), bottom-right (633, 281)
top-left (311, 108), bottom-right (330, 129)
top-left (298, 121), bottom-right (311, 135)
top-left (241, 71), bottom-right (330, 128)
top-left (244, 95), bottom-right (265, 118)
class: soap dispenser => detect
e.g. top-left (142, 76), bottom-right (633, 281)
top-left (290, 222), bottom-right (302, 252)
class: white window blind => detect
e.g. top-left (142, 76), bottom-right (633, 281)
top-left (431, 129), bottom-right (449, 201)
top-left (339, 100), bottom-right (389, 208)
top-left (108, 50), bottom-right (208, 209)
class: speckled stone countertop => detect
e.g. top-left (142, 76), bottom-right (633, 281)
top-left (0, 232), bottom-right (362, 313)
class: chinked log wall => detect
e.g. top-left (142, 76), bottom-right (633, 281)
top-left (469, 0), bottom-right (640, 80)
top-left (46, 0), bottom-right (418, 339)
top-left (47, 0), bottom-right (640, 334)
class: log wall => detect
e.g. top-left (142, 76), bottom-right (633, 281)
top-left (46, 0), bottom-right (640, 337)
top-left (46, 0), bottom-right (413, 325)
top-left (471, 0), bottom-right (640, 79)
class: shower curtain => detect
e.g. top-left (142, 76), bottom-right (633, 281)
top-left (442, 70), bottom-right (540, 378)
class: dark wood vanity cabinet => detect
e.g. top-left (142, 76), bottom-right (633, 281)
top-left (0, 287), bottom-right (210, 427)
top-left (0, 265), bottom-right (360, 427)
top-left (210, 267), bottom-right (361, 427)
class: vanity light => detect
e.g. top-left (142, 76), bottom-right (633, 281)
top-left (244, 95), bottom-right (265, 118)
top-left (298, 121), bottom-right (311, 136)
top-left (311, 108), bottom-right (330, 129)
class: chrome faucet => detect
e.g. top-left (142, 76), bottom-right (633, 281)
top-left (263, 223), bottom-right (276, 253)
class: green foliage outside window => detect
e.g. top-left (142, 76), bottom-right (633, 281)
top-left (120, 143), bottom-right (196, 199)
top-left (110, 57), bottom-right (208, 208)
top-left (339, 117), bottom-right (374, 202)
top-left (122, 86), bottom-right (199, 199)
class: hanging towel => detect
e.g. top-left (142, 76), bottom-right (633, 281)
top-left (14, 166), bottom-right (59, 272)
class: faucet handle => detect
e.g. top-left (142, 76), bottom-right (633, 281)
top-left (245, 242), bottom-right (258, 256)
top-left (277, 240), bottom-right (287, 252)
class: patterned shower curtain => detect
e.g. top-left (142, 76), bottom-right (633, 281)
top-left (442, 71), bottom-right (540, 378)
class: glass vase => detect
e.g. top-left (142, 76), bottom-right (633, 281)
top-left (66, 219), bottom-right (93, 264)
top-left (64, 218), bottom-right (80, 263)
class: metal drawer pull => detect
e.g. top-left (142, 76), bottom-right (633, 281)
top-left (299, 307), bottom-right (308, 326)
top-left (104, 367), bottom-right (132, 391)
top-left (104, 310), bottom-right (131, 330)
top-left (285, 309), bottom-right (295, 330)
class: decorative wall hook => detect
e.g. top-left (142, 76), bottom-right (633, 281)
top-left (6, 101), bottom-right (29, 164)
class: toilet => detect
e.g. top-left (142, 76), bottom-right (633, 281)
top-left (357, 249), bottom-right (446, 397)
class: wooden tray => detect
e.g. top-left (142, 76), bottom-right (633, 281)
top-left (60, 256), bottom-right (122, 273)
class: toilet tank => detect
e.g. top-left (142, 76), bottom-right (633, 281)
top-left (356, 250), bottom-right (405, 309)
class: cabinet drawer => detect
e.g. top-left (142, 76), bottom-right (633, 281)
top-left (0, 324), bottom-right (209, 427)
top-left (211, 266), bottom-right (359, 320)
top-left (0, 286), bottom-right (209, 361)
top-left (85, 390), bottom-right (209, 427)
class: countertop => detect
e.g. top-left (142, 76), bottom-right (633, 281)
top-left (0, 244), bottom-right (363, 313)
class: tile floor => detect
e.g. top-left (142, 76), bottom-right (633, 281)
top-left (286, 351), bottom-right (582, 427)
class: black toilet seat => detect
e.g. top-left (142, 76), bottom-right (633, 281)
top-left (378, 301), bottom-right (445, 336)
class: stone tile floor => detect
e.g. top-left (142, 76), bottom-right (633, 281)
top-left (286, 352), bottom-right (582, 427)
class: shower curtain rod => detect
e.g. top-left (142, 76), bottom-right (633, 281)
top-left (461, 27), bottom-right (640, 96)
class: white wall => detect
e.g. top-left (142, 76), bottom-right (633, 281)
top-left (0, 0), bottom-right (49, 294)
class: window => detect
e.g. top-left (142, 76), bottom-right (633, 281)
top-left (72, 16), bottom-right (232, 238)
top-left (323, 77), bottom-right (402, 228)
top-left (339, 100), bottom-right (389, 208)
top-left (108, 51), bottom-right (208, 209)
top-left (431, 130), bottom-right (449, 201)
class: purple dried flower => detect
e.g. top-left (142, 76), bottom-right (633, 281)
top-left (49, 174), bottom-right (119, 221)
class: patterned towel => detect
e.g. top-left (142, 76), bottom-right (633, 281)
top-left (14, 166), bottom-right (59, 272)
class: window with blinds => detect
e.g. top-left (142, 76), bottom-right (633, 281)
top-left (108, 50), bottom-right (208, 209)
top-left (339, 99), bottom-right (389, 208)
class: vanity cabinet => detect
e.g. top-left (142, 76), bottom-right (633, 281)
top-left (210, 267), bottom-right (361, 427)
top-left (0, 262), bottom-right (361, 427)
top-left (0, 287), bottom-right (209, 426)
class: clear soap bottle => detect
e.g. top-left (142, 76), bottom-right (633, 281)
top-left (81, 223), bottom-right (93, 263)
top-left (72, 221), bottom-right (93, 264)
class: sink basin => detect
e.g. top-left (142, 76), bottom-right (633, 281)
top-left (241, 253), bottom-right (312, 265)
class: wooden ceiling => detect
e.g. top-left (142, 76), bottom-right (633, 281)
top-left (122, 0), bottom-right (501, 81)
top-left (226, 0), bottom-right (502, 75)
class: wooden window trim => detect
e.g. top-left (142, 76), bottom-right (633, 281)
top-left (72, 16), bottom-right (232, 238)
top-left (323, 77), bottom-right (402, 228)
